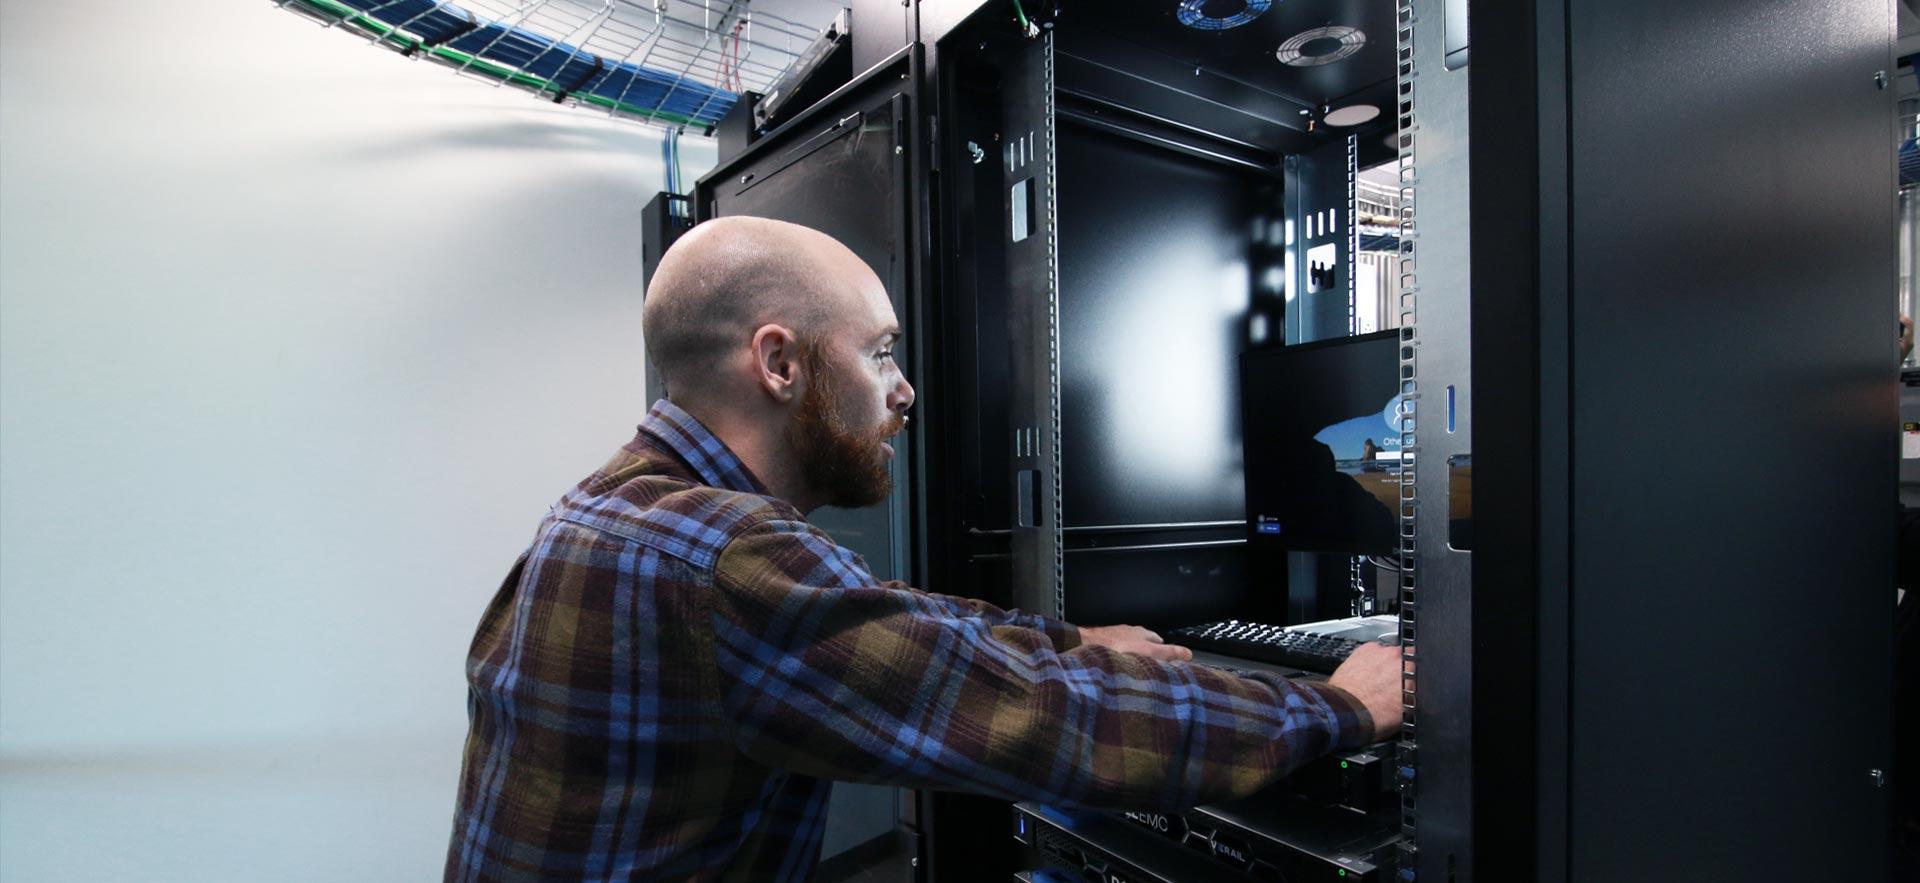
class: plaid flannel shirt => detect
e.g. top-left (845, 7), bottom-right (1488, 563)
top-left (446, 401), bottom-right (1373, 882)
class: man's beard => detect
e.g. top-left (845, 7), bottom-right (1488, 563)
top-left (788, 344), bottom-right (905, 509)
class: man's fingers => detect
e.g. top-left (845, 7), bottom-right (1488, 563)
top-left (1076, 625), bottom-right (1190, 660)
top-left (1328, 642), bottom-right (1406, 740)
top-left (1130, 642), bottom-right (1191, 661)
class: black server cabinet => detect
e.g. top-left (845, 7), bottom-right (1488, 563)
top-left (918, 6), bottom-right (1409, 880)
top-left (1468, 0), bottom-right (1899, 880)
top-left (669, 0), bottom-right (1900, 880)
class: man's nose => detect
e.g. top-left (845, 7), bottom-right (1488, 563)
top-left (891, 376), bottom-right (915, 414)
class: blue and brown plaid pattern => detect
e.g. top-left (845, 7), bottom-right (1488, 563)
top-left (446, 400), bottom-right (1373, 881)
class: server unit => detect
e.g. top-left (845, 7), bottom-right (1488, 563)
top-left (668, 0), bottom-right (1900, 879)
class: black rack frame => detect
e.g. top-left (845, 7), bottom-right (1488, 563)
top-left (673, 0), bottom-right (1902, 879)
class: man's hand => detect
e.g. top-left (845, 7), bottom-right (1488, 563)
top-left (1327, 642), bottom-right (1405, 741)
top-left (1077, 624), bottom-right (1194, 662)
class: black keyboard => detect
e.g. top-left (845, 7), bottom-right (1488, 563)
top-left (1168, 620), bottom-right (1363, 673)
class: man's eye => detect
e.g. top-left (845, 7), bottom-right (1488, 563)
top-left (876, 350), bottom-right (894, 362)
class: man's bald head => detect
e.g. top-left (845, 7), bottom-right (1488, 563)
top-left (642, 216), bottom-right (876, 403)
top-left (640, 216), bottom-right (914, 512)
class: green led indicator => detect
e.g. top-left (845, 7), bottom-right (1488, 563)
top-left (1338, 871), bottom-right (1348, 877)
top-left (1340, 761), bottom-right (1349, 769)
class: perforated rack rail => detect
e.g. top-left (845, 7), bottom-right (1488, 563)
top-left (1392, 0), bottom-right (1422, 873)
top-left (276, 0), bottom-right (845, 132)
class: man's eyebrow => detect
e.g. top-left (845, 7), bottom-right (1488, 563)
top-left (872, 331), bottom-right (901, 347)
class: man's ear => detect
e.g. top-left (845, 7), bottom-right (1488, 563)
top-left (751, 324), bottom-right (802, 404)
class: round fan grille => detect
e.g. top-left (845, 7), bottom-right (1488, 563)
top-left (1176, 0), bottom-right (1273, 31)
top-left (1276, 26), bottom-right (1367, 67)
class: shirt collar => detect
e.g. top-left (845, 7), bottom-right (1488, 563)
top-left (637, 399), bottom-right (769, 496)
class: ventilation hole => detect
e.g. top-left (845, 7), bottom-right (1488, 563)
top-left (1277, 26), bottom-right (1368, 67)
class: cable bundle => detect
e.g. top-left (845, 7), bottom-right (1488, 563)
top-left (278, 0), bottom-right (830, 132)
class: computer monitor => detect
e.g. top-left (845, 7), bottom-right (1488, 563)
top-left (1241, 331), bottom-right (1404, 556)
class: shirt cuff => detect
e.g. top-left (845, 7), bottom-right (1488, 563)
top-left (1048, 621), bottom-right (1082, 652)
top-left (1295, 680), bottom-right (1377, 751)
top-left (1013, 612), bottom-right (1079, 651)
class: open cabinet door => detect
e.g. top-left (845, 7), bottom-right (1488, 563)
top-left (692, 51), bottom-right (922, 882)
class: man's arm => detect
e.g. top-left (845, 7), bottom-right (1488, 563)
top-left (887, 584), bottom-right (1191, 660)
top-left (881, 580), bottom-right (1086, 652)
top-left (704, 517), bottom-right (1381, 812)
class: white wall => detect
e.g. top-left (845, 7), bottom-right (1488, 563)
top-left (0, 2), bottom-right (713, 879)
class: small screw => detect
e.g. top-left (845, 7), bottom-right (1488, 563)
top-left (739, 175), bottom-right (749, 184)
top-left (895, 145), bottom-right (904, 154)
top-left (1876, 70), bottom-right (1889, 90)
top-left (1871, 768), bottom-right (1887, 787)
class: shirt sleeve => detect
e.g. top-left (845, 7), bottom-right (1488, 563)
top-left (880, 580), bottom-right (1082, 652)
top-left (704, 516), bottom-right (1375, 812)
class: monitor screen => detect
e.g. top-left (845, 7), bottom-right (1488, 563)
top-left (1241, 331), bottom-right (1404, 555)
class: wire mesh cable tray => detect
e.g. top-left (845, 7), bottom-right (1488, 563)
top-left (277, 0), bottom-right (844, 132)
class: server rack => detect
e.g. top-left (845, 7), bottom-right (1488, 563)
top-left (671, 0), bottom-right (1900, 879)
top-left (1472, 2), bottom-right (1896, 879)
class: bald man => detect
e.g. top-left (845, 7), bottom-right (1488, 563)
top-left (445, 217), bottom-right (1403, 882)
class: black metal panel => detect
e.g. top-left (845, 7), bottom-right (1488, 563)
top-left (1055, 90), bottom-right (1282, 171)
top-left (1049, 31), bottom-right (1390, 161)
top-left (696, 47), bottom-right (915, 205)
top-left (1055, 119), bottom-right (1267, 530)
top-left (917, 0), bottom-right (991, 49)
top-left (1564, 0), bottom-right (1896, 878)
top-left (1060, 543), bottom-right (1262, 631)
top-left (1285, 139), bottom-right (1354, 345)
top-left (714, 90), bottom-right (762, 165)
top-left (1055, 0), bottom-right (1397, 129)
top-left (935, 55), bottom-right (1017, 543)
top-left (1462, 0), bottom-right (1554, 878)
top-left (851, 0), bottom-right (915, 77)
top-left (1529, 0), bottom-right (1573, 868)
